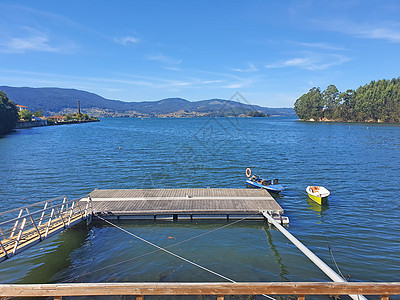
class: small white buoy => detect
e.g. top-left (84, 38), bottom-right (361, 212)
top-left (118, 147), bottom-right (122, 150)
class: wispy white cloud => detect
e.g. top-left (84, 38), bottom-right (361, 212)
top-left (230, 63), bottom-right (258, 72)
top-left (350, 25), bottom-right (400, 42)
top-left (265, 52), bottom-right (350, 70)
top-left (147, 52), bottom-right (182, 65)
top-left (322, 19), bottom-right (400, 43)
top-left (163, 66), bottom-right (182, 71)
top-left (115, 36), bottom-right (140, 45)
top-left (0, 28), bottom-right (63, 53)
top-left (201, 80), bottom-right (224, 84)
top-left (294, 41), bottom-right (346, 51)
top-left (222, 83), bottom-right (246, 89)
top-left (165, 80), bottom-right (192, 87)
top-left (282, 58), bottom-right (310, 67)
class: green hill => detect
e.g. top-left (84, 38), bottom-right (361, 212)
top-left (0, 86), bottom-right (295, 117)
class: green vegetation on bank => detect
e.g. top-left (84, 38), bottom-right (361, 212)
top-left (33, 108), bottom-right (43, 117)
top-left (0, 91), bottom-right (18, 134)
top-left (247, 111), bottom-right (269, 117)
top-left (294, 78), bottom-right (400, 122)
top-left (18, 109), bottom-right (32, 121)
top-left (65, 113), bottom-right (96, 121)
top-left (18, 107), bottom-right (44, 120)
top-left (47, 113), bottom-right (99, 125)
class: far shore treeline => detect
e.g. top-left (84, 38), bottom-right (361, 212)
top-left (294, 77), bottom-right (400, 123)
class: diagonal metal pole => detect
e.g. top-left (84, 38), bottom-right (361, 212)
top-left (10, 209), bottom-right (24, 238)
top-left (37, 201), bottom-right (48, 226)
top-left (0, 240), bottom-right (9, 259)
top-left (262, 211), bottom-right (367, 300)
top-left (12, 218), bottom-right (27, 256)
top-left (67, 202), bottom-right (75, 227)
top-left (26, 208), bottom-right (43, 241)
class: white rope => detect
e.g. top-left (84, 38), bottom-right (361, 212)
top-left (97, 215), bottom-right (276, 300)
top-left (320, 219), bottom-right (347, 280)
top-left (61, 215), bottom-right (254, 283)
top-left (98, 215), bottom-right (235, 282)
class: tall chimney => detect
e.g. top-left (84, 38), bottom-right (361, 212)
top-left (78, 100), bottom-right (81, 114)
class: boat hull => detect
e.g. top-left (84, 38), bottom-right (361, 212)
top-left (307, 193), bottom-right (328, 205)
top-left (246, 180), bottom-right (284, 193)
top-left (306, 186), bottom-right (330, 205)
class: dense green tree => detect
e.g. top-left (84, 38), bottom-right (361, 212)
top-left (0, 91), bottom-right (18, 134)
top-left (33, 108), bottom-right (43, 117)
top-left (335, 89), bottom-right (357, 121)
top-left (294, 87), bottom-right (324, 120)
top-left (19, 109), bottom-right (33, 121)
top-left (322, 85), bottom-right (339, 119)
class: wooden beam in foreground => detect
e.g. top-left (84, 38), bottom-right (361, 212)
top-left (0, 282), bottom-right (399, 297)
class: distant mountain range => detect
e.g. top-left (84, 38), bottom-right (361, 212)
top-left (0, 86), bottom-right (295, 117)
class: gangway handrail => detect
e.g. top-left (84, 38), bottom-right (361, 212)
top-left (0, 196), bottom-right (90, 227)
top-left (0, 282), bottom-right (399, 299)
top-left (0, 196), bottom-right (92, 262)
top-left (0, 193), bottom-right (90, 217)
top-left (0, 196), bottom-right (65, 217)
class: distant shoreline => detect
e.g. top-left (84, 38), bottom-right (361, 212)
top-left (298, 118), bottom-right (399, 124)
top-left (15, 119), bottom-right (99, 129)
top-left (48, 119), bottom-right (100, 126)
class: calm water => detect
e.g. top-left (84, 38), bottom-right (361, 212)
top-left (0, 117), bottom-right (399, 298)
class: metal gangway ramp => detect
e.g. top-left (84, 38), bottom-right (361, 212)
top-left (0, 196), bottom-right (92, 262)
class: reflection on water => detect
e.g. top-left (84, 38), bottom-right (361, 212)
top-left (24, 224), bottom-right (89, 284)
top-left (264, 226), bottom-right (289, 281)
top-left (306, 197), bottom-right (330, 215)
top-left (0, 223), bottom-right (89, 284)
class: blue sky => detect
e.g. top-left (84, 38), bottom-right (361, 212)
top-left (1, 1), bottom-right (400, 107)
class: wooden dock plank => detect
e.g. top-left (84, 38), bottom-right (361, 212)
top-left (88, 188), bottom-right (283, 216)
top-left (1, 282), bottom-right (399, 297)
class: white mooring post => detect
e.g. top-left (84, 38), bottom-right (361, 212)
top-left (262, 211), bottom-right (367, 300)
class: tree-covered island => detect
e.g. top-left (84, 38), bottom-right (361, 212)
top-left (294, 77), bottom-right (400, 123)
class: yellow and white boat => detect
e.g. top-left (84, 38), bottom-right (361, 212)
top-left (306, 186), bottom-right (330, 205)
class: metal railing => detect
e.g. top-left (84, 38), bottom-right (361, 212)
top-left (0, 196), bottom-right (92, 262)
top-left (0, 282), bottom-right (398, 299)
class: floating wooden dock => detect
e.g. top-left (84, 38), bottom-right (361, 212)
top-left (88, 188), bottom-right (284, 219)
top-left (1, 188), bottom-right (285, 262)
